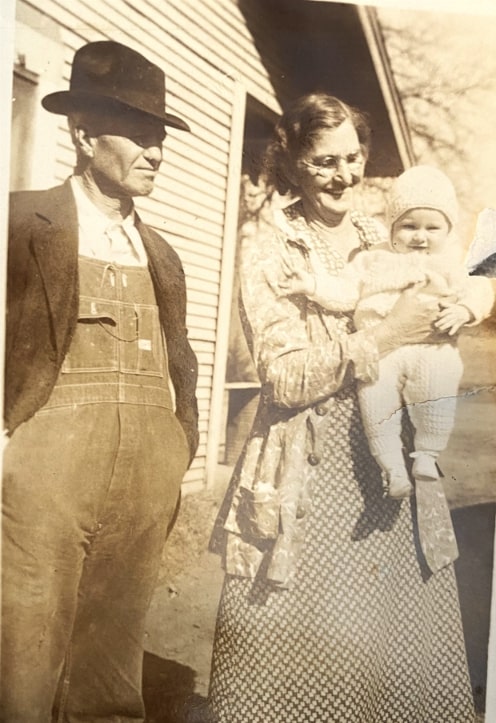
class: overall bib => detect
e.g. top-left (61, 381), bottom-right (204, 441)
top-left (2, 257), bottom-right (190, 722)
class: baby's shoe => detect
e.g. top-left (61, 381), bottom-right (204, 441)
top-left (385, 469), bottom-right (413, 499)
top-left (412, 452), bottom-right (439, 481)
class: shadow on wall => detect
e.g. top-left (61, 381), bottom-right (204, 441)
top-left (453, 502), bottom-right (496, 713)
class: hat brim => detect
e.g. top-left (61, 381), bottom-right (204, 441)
top-left (41, 90), bottom-right (190, 132)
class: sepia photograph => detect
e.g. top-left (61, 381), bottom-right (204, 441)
top-left (0, 0), bottom-right (495, 721)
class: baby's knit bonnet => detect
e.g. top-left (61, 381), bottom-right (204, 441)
top-left (388, 165), bottom-right (459, 230)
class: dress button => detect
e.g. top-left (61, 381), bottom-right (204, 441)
top-left (307, 453), bottom-right (320, 466)
top-left (315, 404), bottom-right (328, 416)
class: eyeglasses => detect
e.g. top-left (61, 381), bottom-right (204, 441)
top-left (298, 151), bottom-right (365, 177)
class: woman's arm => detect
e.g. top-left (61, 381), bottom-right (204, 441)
top-left (239, 224), bottom-right (374, 408)
top-left (239, 220), bottom-right (434, 408)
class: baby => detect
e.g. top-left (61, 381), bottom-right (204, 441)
top-left (279, 165), bottom-right (494, 498)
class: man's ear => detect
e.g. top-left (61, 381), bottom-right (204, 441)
top-left (69, 121), bottom-right (95, 159)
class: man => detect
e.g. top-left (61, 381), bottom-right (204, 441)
top-left (2, 40), bottom-right (199, 721)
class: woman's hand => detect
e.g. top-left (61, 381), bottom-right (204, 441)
top-left (372, 283), bottom-right (445, 355)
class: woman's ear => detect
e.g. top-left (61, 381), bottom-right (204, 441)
top-left (284, 160), bottom-right (300, 190)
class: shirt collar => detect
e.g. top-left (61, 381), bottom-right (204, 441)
top-left (70, 176), bottom-right (147, 265)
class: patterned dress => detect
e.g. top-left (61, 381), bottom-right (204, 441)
top-left (208, 202), bottom-right (475, 723)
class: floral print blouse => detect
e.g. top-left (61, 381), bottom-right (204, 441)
top-left (211, 199), bottom-right (388, 587)
top-left (238, 200), bottom-right (385, 406)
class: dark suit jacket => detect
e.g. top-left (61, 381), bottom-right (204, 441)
top-left (5, 180), bottom-right (199, 462)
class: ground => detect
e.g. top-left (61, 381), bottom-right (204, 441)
top-left (143, 319), bottom-right (496, 722)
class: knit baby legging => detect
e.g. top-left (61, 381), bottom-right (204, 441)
top-left (358, 342), bottom-right (463, 474)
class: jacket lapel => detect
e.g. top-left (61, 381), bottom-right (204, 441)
top-left (137, 217), bottom-right (184, 314)
top-left (30, 180), bottom-right (79, 355)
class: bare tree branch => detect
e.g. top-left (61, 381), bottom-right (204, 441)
top-left (377, 9), bottom-right (496, 220)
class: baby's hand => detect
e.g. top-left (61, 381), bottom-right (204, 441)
top-left (277, 257), bottom-right (316, 297)
top-left (434, 303), bottom-right (473, 336)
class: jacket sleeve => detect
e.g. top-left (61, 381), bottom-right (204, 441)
top-left (145, 227), bottom-right (199, 463)
top-left (239, 217), bottom-right (379, 409)
top-left (164, 276), bottom-right (199, 464)
top-left (5, 185), bottom-right (80, 434)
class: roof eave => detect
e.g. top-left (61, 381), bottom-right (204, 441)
top-left (356, 5), bottom-right (415, 169)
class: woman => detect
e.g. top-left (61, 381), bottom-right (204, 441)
top-left (208, 94), bottom-right (475, 722)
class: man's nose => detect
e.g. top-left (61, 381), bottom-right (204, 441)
top-left (143, 144), bottom-right (163, 167)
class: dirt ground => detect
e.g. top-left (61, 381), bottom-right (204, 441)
top-left (143, 320), bottom-right (496, 722)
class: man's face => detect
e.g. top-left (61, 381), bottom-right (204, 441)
top-left (85, 109), bottom-right (166, 199)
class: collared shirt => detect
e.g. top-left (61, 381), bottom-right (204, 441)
top-left (70, 176), bottom-right (148, 266)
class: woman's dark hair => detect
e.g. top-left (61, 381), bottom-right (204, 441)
top-left (262, 93), bottom-right (371, 196)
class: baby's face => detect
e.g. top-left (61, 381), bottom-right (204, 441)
top-left (391, 208), bottom-right (451, 255)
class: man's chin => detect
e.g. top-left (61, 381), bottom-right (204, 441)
top-left (128, 182), bottom-right (156, 197)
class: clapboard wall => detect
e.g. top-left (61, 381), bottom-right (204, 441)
top-left (14, 0), bottom-right (283, 489)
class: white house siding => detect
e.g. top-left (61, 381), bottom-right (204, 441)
top-left (13, 0), bottom-right (283, 489)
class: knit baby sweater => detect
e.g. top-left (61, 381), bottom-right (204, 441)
top-left (309, 242), bottom-right (494, 332)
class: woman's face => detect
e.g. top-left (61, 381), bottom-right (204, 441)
top-left (294, 119), bottom-right (365, 225)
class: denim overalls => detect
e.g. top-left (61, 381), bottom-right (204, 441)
top-left (2, 257), bottom-right (190, 721)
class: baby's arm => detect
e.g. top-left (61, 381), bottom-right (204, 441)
top-left (278, 258), bottom-right (317, 296)
top-left (433, 268), bottom-right (494, 335)
top-left (456, 275), bottom-right (494, 325)
top-left (278, 249), bottom-right (360, 311)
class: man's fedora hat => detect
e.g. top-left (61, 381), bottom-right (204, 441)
top-left (42, 40), bottom-right (190, 132)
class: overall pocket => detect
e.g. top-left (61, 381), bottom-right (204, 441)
top-left (119, 302), bottom-right (165, 377)
top-left (62, 297), bottom-right (165, 377)
top-left (62, 297), bottom-right (119, 373)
